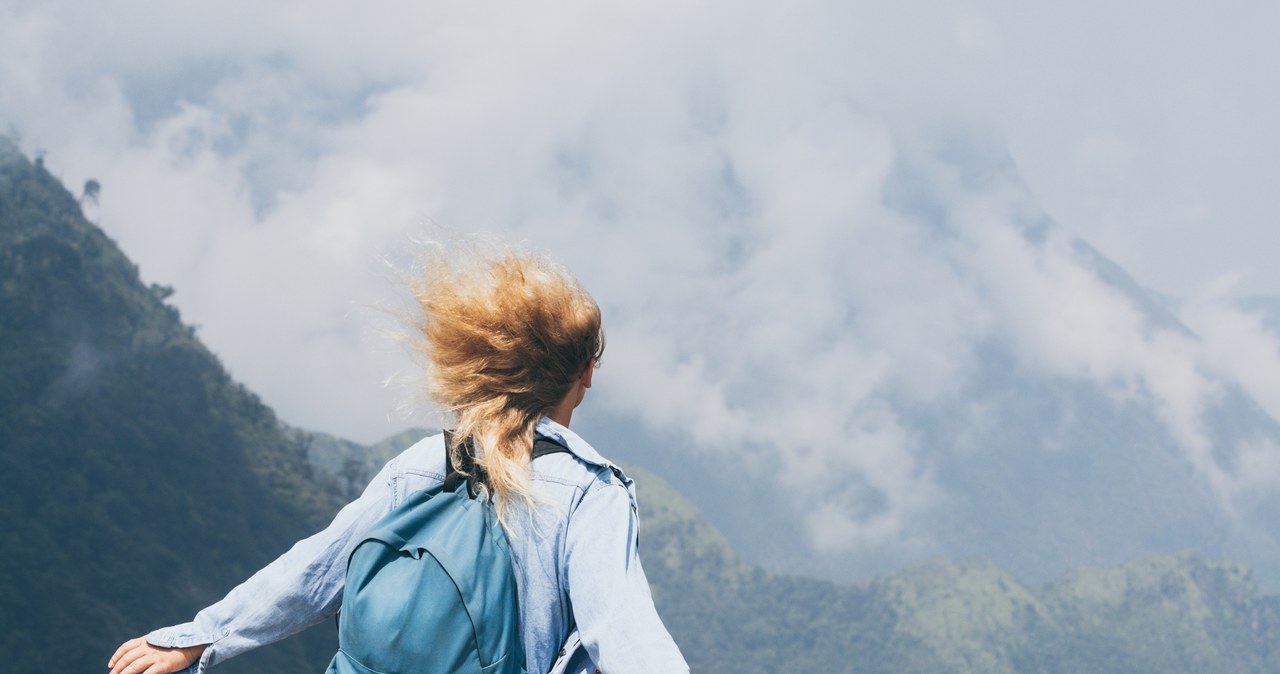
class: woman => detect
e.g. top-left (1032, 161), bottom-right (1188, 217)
top-left (108, 244), bottom-right (689, 674)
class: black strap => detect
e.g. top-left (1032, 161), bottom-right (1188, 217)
top-left (442, 429), bottom-right (473, 494)
top-left (533, 436), bottom-right (572, 459)
top-left (443, 430), bottom-right (572, 497)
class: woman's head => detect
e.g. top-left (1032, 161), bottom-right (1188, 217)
top-left (411, 241), bottom-right (604, 516)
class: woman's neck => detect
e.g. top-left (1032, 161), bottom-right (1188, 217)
top-left (547, 380), bottom-right (586, 427)
top-left (547, 402), bottom-right (573, 428)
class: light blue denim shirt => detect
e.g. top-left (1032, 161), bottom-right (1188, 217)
top-left (147, 418), bottom-right (689, 674)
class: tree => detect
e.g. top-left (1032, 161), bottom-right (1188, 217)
top-left (82, 179), bottom-right (101, 205)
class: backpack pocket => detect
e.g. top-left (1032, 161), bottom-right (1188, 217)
top-left (479, 652), bottom-right (525, 674)
top-left (325, 649), bottom-right (393, 674)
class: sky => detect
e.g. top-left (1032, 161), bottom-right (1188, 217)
top-left (5, 0), bottom-right (1280, 563)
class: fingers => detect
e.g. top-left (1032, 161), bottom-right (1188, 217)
top-left (120, 653), bottom-right (160, 674)
top-left (110, 640), bottom-right (149, 674)
top-left (108, 642), bottom-right (184, 674)
top-left (112, 649), bottom-right (182, 674)
top-left (109, 637), bottom-right (146, 668)
top-left (141, 659), bottom-right (180, 674)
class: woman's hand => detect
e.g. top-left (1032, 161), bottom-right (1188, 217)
top-left (108, 636), bottom-right (207, 674)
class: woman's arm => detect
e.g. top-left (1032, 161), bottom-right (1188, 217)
top-left (564, 479), bottom-right (690, 674)
top-left (108, 459), bottom-right (399, 674)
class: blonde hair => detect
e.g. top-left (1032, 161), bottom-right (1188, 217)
top-left (411, 242), bottom-right (604, 522)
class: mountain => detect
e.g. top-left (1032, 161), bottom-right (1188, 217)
top-left (301, 426), bottom-right (434, 500)
top-left (0, 138), bottom-right (344, 672)
top-left (10, 138), bottom-right (1280, 672)
top-left (574, 135), bottom-right (1280, 592)
top-left (668, 503), bottom-right (1280, 672)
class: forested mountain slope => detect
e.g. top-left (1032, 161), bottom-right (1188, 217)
top-left (0, 139), bottom-right (344, 672)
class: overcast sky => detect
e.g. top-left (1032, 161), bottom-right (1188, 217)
top-left (5, 0), bottom-right (1280, 556)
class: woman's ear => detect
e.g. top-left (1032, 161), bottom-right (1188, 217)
top-left (581, 360), bottom-right (595, 389)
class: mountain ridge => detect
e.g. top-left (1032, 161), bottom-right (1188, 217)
top-left (0, 135), bottom-right (345, 673)
top-left (310, 426), bottom-right (1280, 673)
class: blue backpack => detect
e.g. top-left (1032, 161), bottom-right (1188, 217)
top-left (326, 432), bottom-right (571, 674)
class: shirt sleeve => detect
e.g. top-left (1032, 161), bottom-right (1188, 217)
top-left (564, 478), bottom-right (690, 674)
top-left (145, 459), bottom-right (399, 674)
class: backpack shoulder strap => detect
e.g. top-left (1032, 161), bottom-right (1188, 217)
top-left (532, 435), bottom-right (571, 460)
top-left (443, 431), bottom-right (572, 495)
top-left (441, 429), bottom-right (482, 495)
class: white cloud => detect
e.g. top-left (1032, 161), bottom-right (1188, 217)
top-left (955, 192), bottom-right (1233, 493)
top-left (5, 0), bottom-right (1280, 561)
top-left (1184, 278), bottom-right (1280, 422)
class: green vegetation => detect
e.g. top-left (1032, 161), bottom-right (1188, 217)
top-left (7, 137), bottom-right (1280, 672)
top-left (301, 426), bottom-right (434, 500)
top-left (0, 138), bottom-right (344, 672)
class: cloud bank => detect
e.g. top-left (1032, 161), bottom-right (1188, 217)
top-left (5, 0), bottom-right (1280, 573)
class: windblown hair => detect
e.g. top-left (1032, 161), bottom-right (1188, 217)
top-left (411, 242), bottom-right (604, 523)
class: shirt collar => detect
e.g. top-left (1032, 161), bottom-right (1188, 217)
top-left (535, 416), bottom-right (612, 468)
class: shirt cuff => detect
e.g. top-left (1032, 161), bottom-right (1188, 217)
top-left (146, 625), bottom-right (225, 674)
